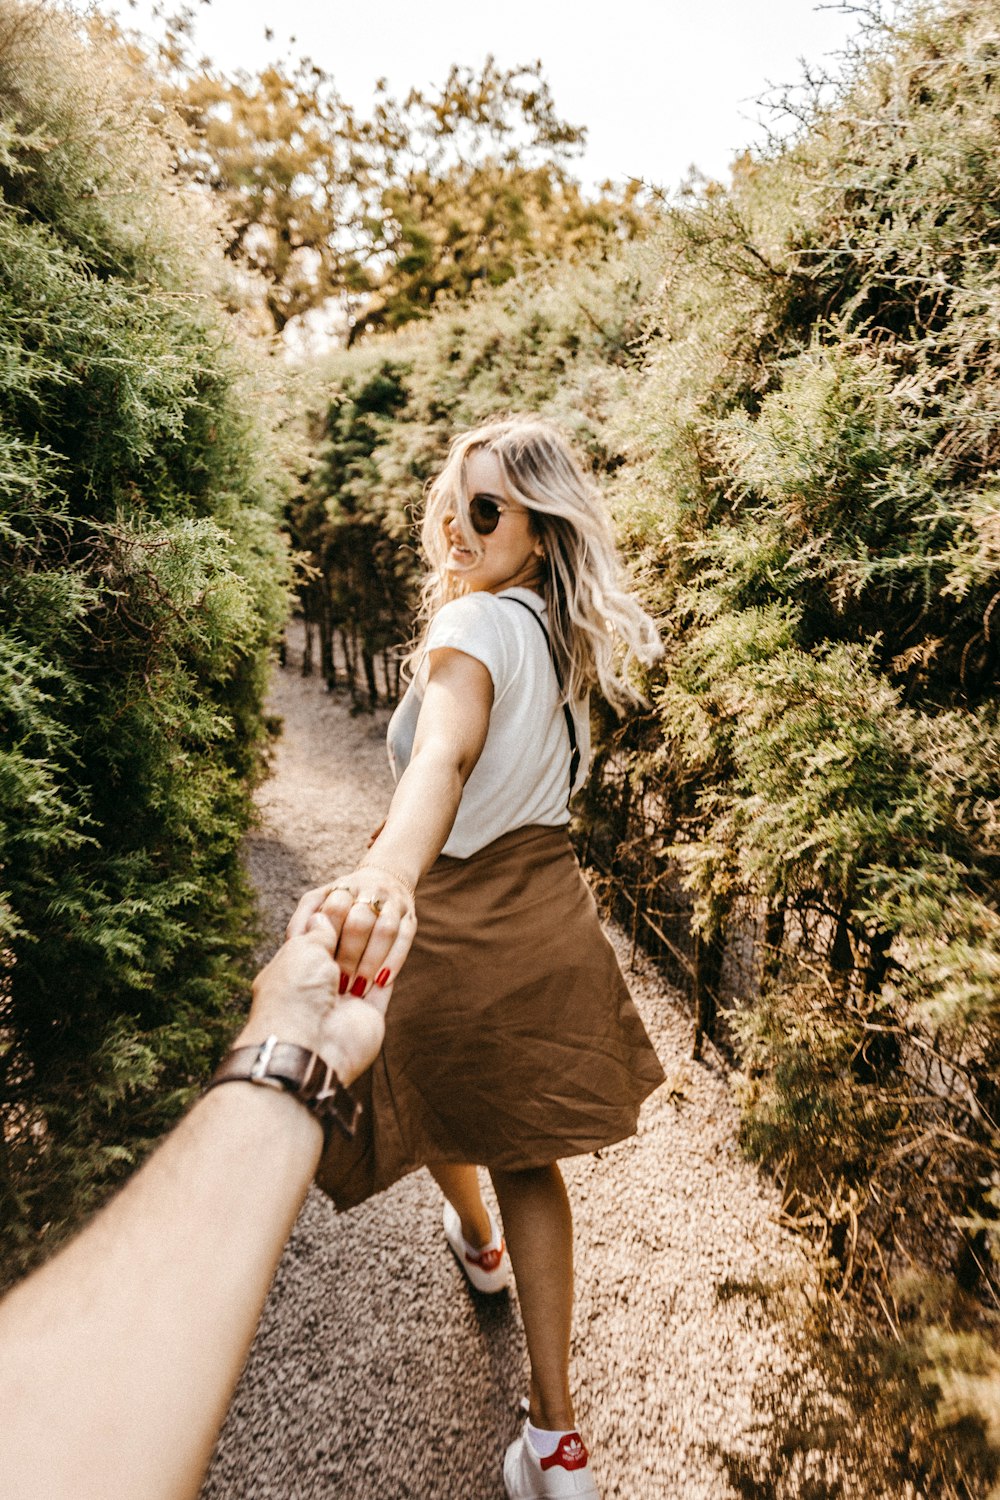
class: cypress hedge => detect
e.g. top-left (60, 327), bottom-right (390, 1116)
top-left (608, 0), bottom-right (999, 1303)
top-left (0, 2), bottom-right (288, 1279)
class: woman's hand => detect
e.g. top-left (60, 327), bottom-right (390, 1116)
top-left (286, 868), bottom-right (417, 1001)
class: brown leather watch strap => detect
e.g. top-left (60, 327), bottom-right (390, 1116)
top-left (206, 1036), bottom-right (361, 1139)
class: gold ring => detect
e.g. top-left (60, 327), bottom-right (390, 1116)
top-left (329, 883), bottom-right (354, 897)
top-left (355, 896), bottom-right (383, 919)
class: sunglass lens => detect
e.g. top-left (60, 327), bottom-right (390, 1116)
top-left (470, 495), bottom-right (501, 535)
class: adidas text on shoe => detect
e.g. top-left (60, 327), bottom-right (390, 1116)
top-left (503, 1426), bottom-right (600, 1499)
top-left (442, 1199), bottom-right (510, 1294)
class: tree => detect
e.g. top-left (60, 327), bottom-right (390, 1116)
top-left (173, 57), bottom-right (361, 334)
top-left (350, 148), bottom-right (645, 343)
top-left (165, 40), bottom-right (646, 343)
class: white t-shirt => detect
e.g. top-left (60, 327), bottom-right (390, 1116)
top-left (386, 586), bottom-right (591, 859)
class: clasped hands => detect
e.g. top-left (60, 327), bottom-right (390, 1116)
top-left (242, 852), bottom-right (416, 1094)
top-left (238, 860), bottom-right (415, 1102)
top-left (286, 861), bottom-right (417, 1006)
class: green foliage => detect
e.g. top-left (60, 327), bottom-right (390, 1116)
top-left (602, 0), bottom-right (999, 1285)
top-left (288, 359), bottom-right (415, 696)
top-left (0, 0), bottom-right (288, 1280)
top-left (356, 153), bottom-right (646, 344)
top-left (592, 2), bottom-right (1000, 1477)
top-left (171, 54), bottom-right (354, 335)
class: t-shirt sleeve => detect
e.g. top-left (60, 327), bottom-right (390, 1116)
top-left (424, 594), bottom-right (514, 698)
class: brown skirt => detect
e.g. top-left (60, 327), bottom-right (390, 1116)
top-left (315, 823), bottom-right (665, 1210)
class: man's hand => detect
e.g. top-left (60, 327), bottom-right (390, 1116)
top-left (237, 913), bottom-right (388, 1087)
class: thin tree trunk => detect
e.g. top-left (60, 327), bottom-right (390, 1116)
top-left (956, 1051), bottom-right (1000, 1292)
top-left (761, 900), bottom-right (785, 994)
top-left (692, 925), bottom-right (724, 1060)
top-left (610, 779), bottom-right (632, 879)
top-left (829, 897), bottom-right (854, 1001)
top-left (362, 646), bottom-right (378, 711)
top-left (319, 597), bottom-right (335, 689)
top-left (339, 628), bottom-right (358, 702)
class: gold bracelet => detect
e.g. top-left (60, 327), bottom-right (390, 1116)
top-left (357, 862), bottom-right (416, 900)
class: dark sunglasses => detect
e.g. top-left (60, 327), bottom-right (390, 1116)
top-left (468, 493), bottom-right (506, 535)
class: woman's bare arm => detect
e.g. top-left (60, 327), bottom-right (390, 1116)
top-left (287, 647), bottom-right (493, 989)
top-left (367, 647), bottom-right (493, 884)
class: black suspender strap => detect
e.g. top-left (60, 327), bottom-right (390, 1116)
top-left (501, 596), bottom-right (581, 809)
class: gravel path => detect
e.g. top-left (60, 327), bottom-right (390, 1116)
top-left (202, 631), bottom-right (807, 1500)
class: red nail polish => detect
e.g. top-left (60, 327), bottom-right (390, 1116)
top-left (350, 975), bottom-right (367, 998)
top-left (338, 971), bottom-right (349, 995)
top-left (375, 967), bottom-right (391, 988)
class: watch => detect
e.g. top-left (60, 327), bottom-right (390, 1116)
top-left (206, 1035), bottom-right (362, 1140)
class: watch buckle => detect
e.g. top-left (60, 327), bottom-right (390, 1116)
top-left (250, 1035), bottom-right (284, 1089)
top-left (311, 1057), bottom-right (363, 1139)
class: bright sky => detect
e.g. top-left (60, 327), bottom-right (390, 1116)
top-left (98, 0), bottom-right (871, 193)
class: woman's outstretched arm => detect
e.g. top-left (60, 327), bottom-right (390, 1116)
top-left (286, 646), bottom-right (493, 990)
top-left (367, 646), bottom-right (493, 884)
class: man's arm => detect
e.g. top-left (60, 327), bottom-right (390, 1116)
top-left (0, 917), bottom-right (384, 1500)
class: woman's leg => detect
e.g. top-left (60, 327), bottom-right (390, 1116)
top-left (489, 1163), bottom-right (575, 1432)
top-left (429, 1162), bottom-right (493, 1249)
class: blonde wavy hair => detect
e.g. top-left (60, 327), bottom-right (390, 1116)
top-left (410, 417), bottom-right (662, 708)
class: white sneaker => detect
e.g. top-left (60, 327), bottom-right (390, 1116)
top-left (503, 1423), bottom-right (600, 1499)
top-left (442, 1199), bottom-right (510, 1294)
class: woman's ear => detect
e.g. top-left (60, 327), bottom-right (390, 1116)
top-left (530, 520), bottom-right (547, 560)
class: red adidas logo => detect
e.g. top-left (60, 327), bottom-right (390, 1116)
top-left (468, 1240), bottom-right (505, 1273)
top-left (540, 1434), bottom-right (589, 1472)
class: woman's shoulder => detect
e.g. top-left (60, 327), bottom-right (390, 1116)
top-left (429, 590), bottom-right (541, 640)
top-left (432, 590), bottom-right (500, 624)
top-left (425, 592), bottom-right (545, 693)
top-left (426, 591), bottom-right (498, 646)
top-left (422, 592), bottom-right (511, 683)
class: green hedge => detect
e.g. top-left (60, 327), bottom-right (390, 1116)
top-left (609, 0), bottom-right (999, 1282)
top-left (0, 2), bottom-right (288, 1279)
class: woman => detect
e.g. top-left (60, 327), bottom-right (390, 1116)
top-left (288, 416), bottom-right (664, 1500)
